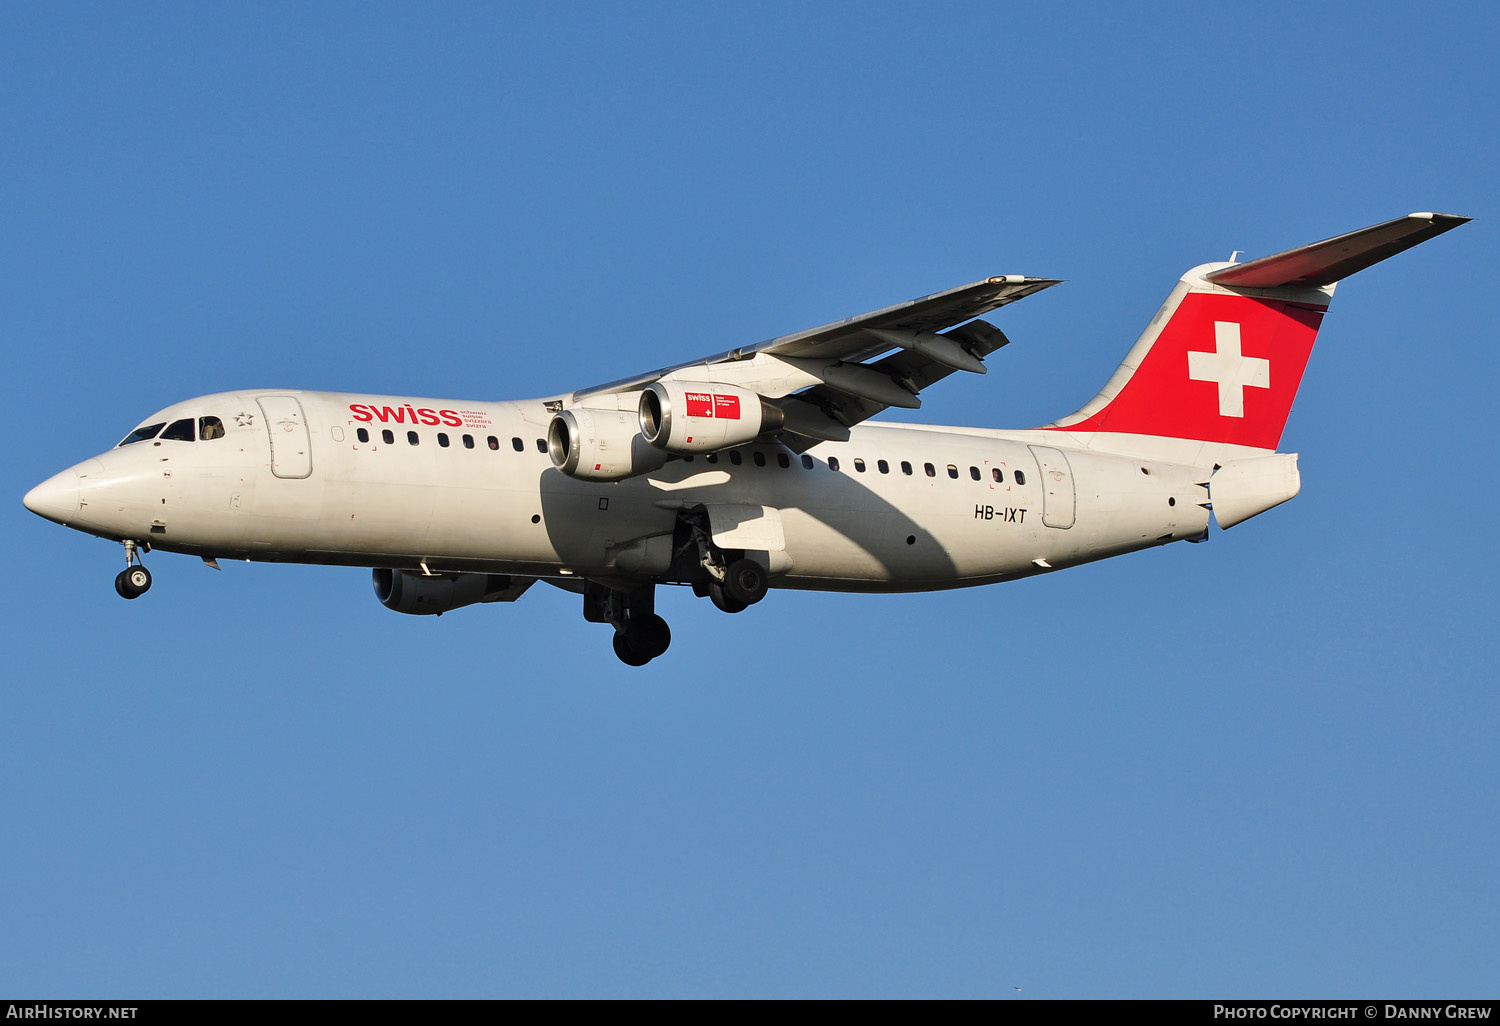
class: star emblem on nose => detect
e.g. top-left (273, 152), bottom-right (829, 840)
top-left (234, 411), bottom-right (256, 427)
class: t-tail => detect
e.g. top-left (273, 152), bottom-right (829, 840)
top-left (1040, 213), bottom-right (1469, 474)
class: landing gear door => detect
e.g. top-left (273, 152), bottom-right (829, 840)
top-left (704, 503), bottom-right (785, 551)
top-left (703, 503), bottom-right (792, 574)
top-left (1028, 445), bottom-right (1076, 529)
top-left (257, 396), bottom-right (313, 479)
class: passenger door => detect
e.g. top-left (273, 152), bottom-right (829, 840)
top-left (1028, 445), bottom-right (1076, 529)
top-left (257, 396), bottom-right (313, 479)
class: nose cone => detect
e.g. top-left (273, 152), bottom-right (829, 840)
top-left (24, 468), bottom-right (82, 526)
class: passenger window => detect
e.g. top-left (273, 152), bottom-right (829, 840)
top-left (438, 433), bottom-right (450, 447)
top-left (924, 463), bottom-right (936, 477)
top-left (357, 428), bottom-right (370, 443)
top-left (878, 459), bottom-right (889, 474)
top-left (511, 437), bottom-right (523, 452)
top-left (947, 465), bottom-right (959, 479)
top-left (382, 429), bottom-right (395, 445)
top-left (901, 461), bottom-right (913, 476)
top-left (706, 453), bottom-right (719, 464)
top-left (801, 454), bottom-right (814, 470)
top-left (729, 451), bottom-right (742, 465)
top-left (160, 419), bottom-right (195, 441)
top-left (463, 434), bottom-right (474, 449)
top-left (853, 458), bottom-right (866, 473)
top-left (828, 456), bottom-right (841, 471)
top-left (118, 422), bottom-right (166, 446)
top-left (199, 416), bottom-right (225, 440)
top-left (753, 451), bottom-right (766, 467)
top-left (1015, 470), bottom-right (1026, 485)
top-left (992, 468), bottom-right (1003, 482)
top-left (777, 453), bottom-right (790, 469)
top-left (536, 438), bottom-right (546, 453)
top-left (970, 466), bottom-right (981, 481)
top-left (408, 431), bottom-right (420, 446)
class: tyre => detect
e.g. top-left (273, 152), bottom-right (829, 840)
top-left (115, 566), bottom-right (151, 599)
top-left (632, 613), bottom-right (672, 659)
top-left (613, 631), bottom-right (653, 666)
top-left (722, 558), bottom-right (767, 606)
top-left (708, 581), bottom-right (747, 614)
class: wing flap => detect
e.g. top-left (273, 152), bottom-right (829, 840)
top-left (749, 276), bottom-right (1055, 362)
top-left (775, 318), bottom-right (1016, 443)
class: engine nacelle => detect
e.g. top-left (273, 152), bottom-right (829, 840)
top-left (638, 382), bottom-right (784, 454)
top-left (547, 408), bottom-right (667, 481)
top-left (373, 569), bottom-right (523, 615)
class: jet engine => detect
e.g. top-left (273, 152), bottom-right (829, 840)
top-left (547, 408), bottom-right (668, 481)
top-left (638, 382), bottom-right (784, 454)
top-left (373, 569), bottom-right (528, 615)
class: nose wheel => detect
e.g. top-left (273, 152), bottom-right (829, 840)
top-left (114, 540), bottom-right (152, 599)
top-left (115, 565), bottom-right (152, 599)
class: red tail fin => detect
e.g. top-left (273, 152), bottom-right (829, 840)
top-left (1042, 213), bottom-right (1468, 464)
top-left (1052, 288), bottom-right (1325, 452)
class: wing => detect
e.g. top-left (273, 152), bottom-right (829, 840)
top-left (570, 275), bottom-right (1060, 441)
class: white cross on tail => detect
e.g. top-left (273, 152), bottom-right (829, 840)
top-left (1187, 321), bottom-right (1270, 418)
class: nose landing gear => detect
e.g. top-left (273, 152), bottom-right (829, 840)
top-left (114, 540), bottom-right (152, 599)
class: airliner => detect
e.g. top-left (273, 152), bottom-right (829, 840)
top-left (23, 213), bottom-right (1467, 664)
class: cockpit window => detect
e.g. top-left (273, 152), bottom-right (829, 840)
top-left (160, 419), bottom-right (196, 441)
top-left (118, 422), bottom-right (166, 446)
top-left (199, 416), bottom-right (225, 440)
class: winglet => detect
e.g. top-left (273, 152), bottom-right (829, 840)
top-left (1203, 212), bottom-right (1470, 289)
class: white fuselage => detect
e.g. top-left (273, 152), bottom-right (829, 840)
top-left (41, 389), bottom-right (1211, 591)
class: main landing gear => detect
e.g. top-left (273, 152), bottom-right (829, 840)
top-left (587, 509), bottom-right (774, 666)
top-left (612, 615), bottom-right (671, 667)
top-left (585, 581), bottom-right (672, 667)
top-left (680, 509), bottom-right (769, 615)
top-left (114, 539), bottom-right (152, 600)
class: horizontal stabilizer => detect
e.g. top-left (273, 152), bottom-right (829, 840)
top-left (1204, 212), bottom-right (1470, 289)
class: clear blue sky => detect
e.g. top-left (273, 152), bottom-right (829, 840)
top-left (3, 1), bottom-right (1495, 998)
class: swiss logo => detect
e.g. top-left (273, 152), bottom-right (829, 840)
top-left (683, 392), bottom-right (742, 420)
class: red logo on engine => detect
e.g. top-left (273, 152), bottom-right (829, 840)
top-left (683, 392), bottom-right (741, 420)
